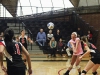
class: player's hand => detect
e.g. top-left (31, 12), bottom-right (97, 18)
top-left (31, 41), bottom-right (33, 44)
top-left (2, 66), bottom-right (7, 72)
top-left (73, 50), bottom-right (77, 54)
top-left (28, 69), bottom-right (32, 75)
top-left (4, 72), bottom-right (8, 75)
top-left (2, 66), bottom-right (8, 75)
top-left (73, 48), bottom-right (77, 53)
top-left (79, 56), bottom-right (82, 60)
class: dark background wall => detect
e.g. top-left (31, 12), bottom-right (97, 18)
top-left (80, 13), bottom-right (100, 50)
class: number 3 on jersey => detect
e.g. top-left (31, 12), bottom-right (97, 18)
top-left (15, 44), bottom-right (21, 55)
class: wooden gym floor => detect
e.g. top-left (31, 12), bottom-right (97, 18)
top-left (0, 57), bottom-right (100, 75)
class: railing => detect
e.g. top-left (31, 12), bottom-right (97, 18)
top-left (17, 5), bottom-right (100, 20)
top-left (70, 11), bottom-right (99, 45)
top-left (17, 16), bottom-right (33, 50)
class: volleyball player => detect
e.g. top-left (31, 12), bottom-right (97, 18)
top-left (19, 29), bottom-right (33, 50)
top-left (15, 35), bottom-right (20, 42)
top-left (0, 28), bottom-right (32, 75)
top-left (19, 29), bottom-right (33, 62)
top-left (64, 32), bottom-right (83, 75)
top-left (79, 36), bottom-right (100, 75)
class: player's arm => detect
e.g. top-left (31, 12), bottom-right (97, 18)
top-left (27, 36), bottom-right (33, 44)
top-left (0, 44), bottom-right (5, 66)
top-left (70, 42), bottom-right (76, 53)
top-left (75, 38), bottom-right (80, 51)
top-left (21, 45), bottom-right (32, 74)
top-left (28, 38), bottom-right (33, 43)
top-left (80, 45), bottom-right (91, 59)
top-left (0, 45), bottom-right (7, 73)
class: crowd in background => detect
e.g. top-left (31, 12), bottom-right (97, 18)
top-left (0, 27), bottom-right (93, 58)
top-left (36, 27), bottom-right (93, 57)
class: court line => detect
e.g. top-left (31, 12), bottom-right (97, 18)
top-left (58, 68), bottom-right (66, 75)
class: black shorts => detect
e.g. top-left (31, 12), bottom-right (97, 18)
top-left (91, 58), bottom-right (100, 64)
top-left (7, 67), bottom-right (26, 75)
top-left (23, 45), bottom-right (27, 50)
top-left (22, 43), bottom-right (28, 50)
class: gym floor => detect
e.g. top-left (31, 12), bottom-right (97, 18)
top-left (1, 57), bottom-right (100, 75)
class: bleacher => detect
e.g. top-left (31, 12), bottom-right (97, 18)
top-left (24, 20), bottom-right (72, 41)
top-left (0, 10), bottom-right (99, 60)
top-left (0, 20), bottom-right (9, 32)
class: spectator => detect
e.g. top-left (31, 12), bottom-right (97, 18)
top-left (57, 38), bottom-right (66, 57)
top-left (49, 37), bottom-right (57, 57)
top-left (54, 29), bottom-right (62, 42)
top-left (0, 35), bottom-right (3, 41)
top-left (0, 32), bottom-right (4, 41)
top-left (77, 27), bottom-right (83, 38)
top-left (36, 28), bottom-right (46, 46)
top-left (87, 30), bottom-right (93, 43)
top-left (47, 30), bottom-right (53, 45)
top-left (66, 41), bottom-right (72, 57)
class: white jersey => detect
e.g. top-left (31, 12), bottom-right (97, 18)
top-left (47, 34), bottom-right (53, 38)
top-left (19, 35), bottom-right (28, 39)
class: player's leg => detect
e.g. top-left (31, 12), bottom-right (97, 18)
top-left (92, 64), bottom-right (100, 75)
top-left (81, 60), bottom-right (95, 75)
top-left (75, 55), bottom-right (82, 75)
top-left (64, 55), bottom-right (77, 75)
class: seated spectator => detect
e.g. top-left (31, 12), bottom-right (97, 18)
top-left (0, 35), bottom-right (3, 41)
top-left (0, 32), bottom-right (4, 41)
top-left (49, 37), bottom-right (57, 57)
top-left (54, 29), bottom-right (62, 42)
top-left (87, 30), bottom-right (93, 43)
top-left (36, 28), bottom-right (46, 46)
top-left (77, 27), bottom-right (83, 38)
top-left (47, 30), bottom-right (53, 45)
top-left (66, 41), bottom-right (72, 57)
top-left (57, 38), bottom-right (66, 57)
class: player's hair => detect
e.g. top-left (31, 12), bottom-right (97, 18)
top-left (20, 29), bottom-right (25, 33)
top-left (72, 32), bottom-right (77, 37)
top-left (4, 28), bottom-right (15, 52)
top-left (81, 36), bottom-right (90, 47)
top-left (4, 28), bottom-right (14, 42)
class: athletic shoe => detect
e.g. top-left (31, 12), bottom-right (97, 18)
top-left (63, 73), bottom-right (69, 75)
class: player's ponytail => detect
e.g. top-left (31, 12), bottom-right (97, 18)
top-left (4, 28), bottom-right (14, 52)
top-left (4, 28), bottom-right (14, 42)
top-left (81, 36), bottom-right (90, 47)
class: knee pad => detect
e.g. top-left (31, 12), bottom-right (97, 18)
top-left (82, 70), bottom-right (87, 74)
top-left (92, 71), bottom-right (97, 75)
top-left (66, 48), bottom-right (69, 52)
top-left (76, 65), bottom-right (81, 69)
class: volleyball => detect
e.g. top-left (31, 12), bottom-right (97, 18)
top-left (47, 22), bottom-right (54, 29)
